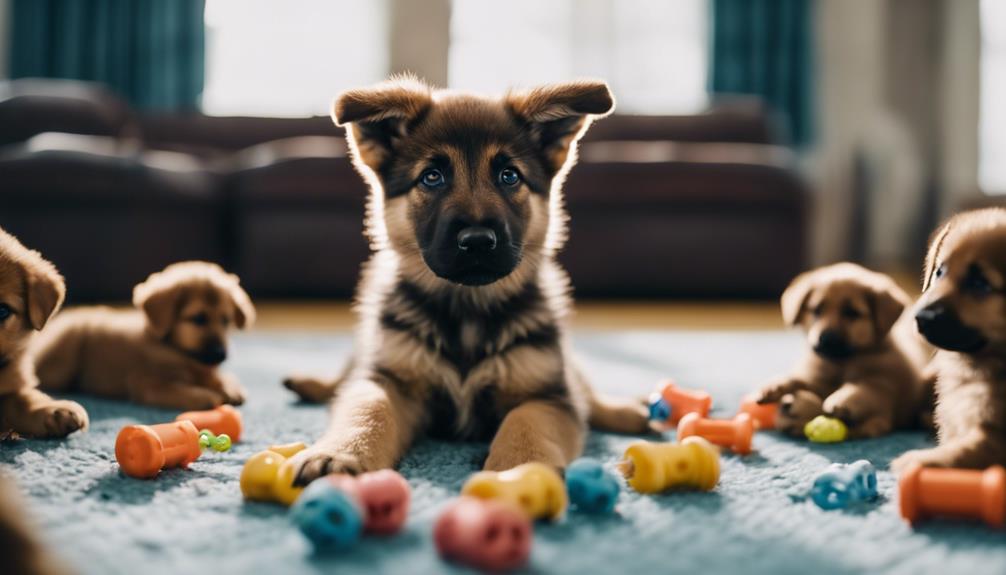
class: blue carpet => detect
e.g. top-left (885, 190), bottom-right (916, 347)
top-left (2, 331), bottom-right (1005, 575)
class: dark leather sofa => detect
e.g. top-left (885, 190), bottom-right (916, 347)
top-left (0, 79), bottom-right (809, 302)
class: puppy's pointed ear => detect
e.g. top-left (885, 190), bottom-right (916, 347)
top-left (24, 263), bottom-right (65, 331)
top-left (332, 76), bottom-right (433, 174)
top-left (922, 219), bottom-right (954, 292)
top-left (506, 80), bottom-right (615, 174)
top-left (869, 279), bottom-right (911, 337)
top-left (132, 273), bottom-right (180, 339)
top-left (780, 271), bottom-right (815, 326)
top-left (225, 274), bottom-right (255, 330)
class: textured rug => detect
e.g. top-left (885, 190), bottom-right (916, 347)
top-left (2, 331), bottom-right (1005, 575)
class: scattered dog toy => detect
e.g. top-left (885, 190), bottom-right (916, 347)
top-left (648, 380), bottom-right (712, 425)
top-left (566, 458), bottom-right (620, 514)
top-left (738, 394), bottom-right (777, 430)
top-left (899, 464), bottom-right (1005, 528)
top-left (804, 415), bottom-right (847, 443)
top-left (434, 496), bottom-right (532, 572)
top-left (176, 405), bottom-right (243, 443)
top-left (810, 460), bottom-right (878, 510)
top-left (239, 442), bottom-right (307, 506)
top-left (115, 420), bottom-right (218, 479)
top-left (198, 430), bottom-right (232, 452)
top-left (618, 437), bottom-right (720, 494)
top-left (677, 413), bottom-right (754, 455)
top-left (462, 462), bottom-right (567, 521)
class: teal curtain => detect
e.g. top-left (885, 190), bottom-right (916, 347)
top-left (710, 0), bottom-right (814, 147)
top-left (9, 0), bottom-right (205, 111)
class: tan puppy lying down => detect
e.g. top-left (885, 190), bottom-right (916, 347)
top-left (31, 262), bottom-right (255, 410)
top-left (754, 263), bottom-right (932, 438)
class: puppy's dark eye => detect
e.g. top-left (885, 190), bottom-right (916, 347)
top-left (189, 313), bottom-right (209, 327)
top-left (811, 305), bottom-right (823, 318)
top-left (0, 304), bottom-right (11, 322)
top-left (840, 306), bottom-right (861, 320)
top-left (221, 316), bottom-right (231, 328)
top-left (498, 167), bottom-right (521, 187)
top-left (963, 265), bottom-right (993, 296)
top-left (420, 169), bottom-right (445, 189)
top-left (934, 263), bottom-right (946, 280)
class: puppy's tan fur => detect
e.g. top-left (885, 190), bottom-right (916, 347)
top-left (31, 262), bottom-right (255, 410)
top-left (283, 78), bottom-right (649, 483)
top-left (755, 263), bottom-right (931, 438)
top-left (893, 208), bottom-right (1006, 471)
top-left (0, 473), bottom-right (70, 575)
top-left (0, 229), bottom-right (86, 438)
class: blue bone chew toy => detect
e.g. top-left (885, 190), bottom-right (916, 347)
top-left (810, 460), bottom-right (878, 510)
top-left (566, 457), bottom-right (620, 514)
top-left (647, 393), bottom-right (671, 422)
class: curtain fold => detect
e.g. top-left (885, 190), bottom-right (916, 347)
top-left (9, 0), bottom-right (205, 111)
top-left (710, 0), bottom-right (814, 147)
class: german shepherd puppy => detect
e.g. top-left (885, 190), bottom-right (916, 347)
top-left (893, 208), bottom-right (1006, 471)
top-left (283, 77), bottom-right (649, 483)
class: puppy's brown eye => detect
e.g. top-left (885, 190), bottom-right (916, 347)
top-left (963, 265), bottom-right (993, 296)
top-left (934, 263), bottom-right (946, 281)
top-left (420, 169), bottom-right (445, 189)
top-left (840, 307), bottom-right (861, 320)
top-left (0, 304), bottom-right (10, 322)
top-left (811, 305), bottom-right (823, 317)
top-left (499, 167), bottom-right (521, 187)
top-left (190, 313), bottom-right (209, 327)
top-left (221, 316), bottom-right (231, 327)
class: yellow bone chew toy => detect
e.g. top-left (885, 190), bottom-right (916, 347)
top-left (619, 437), bottom-right (720, 493)
top-left (239, 442), bottom-right (307, 506)
top-left (461, 462), bottom-right (568, 521)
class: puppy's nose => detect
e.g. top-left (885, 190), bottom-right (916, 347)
top-left (457, 226), bottom-right (497, 253)
top-left (915, 304), bottom-right (946, 330)
top-left (817, 330), bottom-right (845, 350)
top-left (202, 344), bottom-right (227, 365)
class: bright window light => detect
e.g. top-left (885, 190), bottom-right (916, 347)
top-left (202, 0), bottom-right (389, 117)
top-left (449, 0), bottom-right (708, 114)
top-left (981, 0), bottom-right (1006, 193)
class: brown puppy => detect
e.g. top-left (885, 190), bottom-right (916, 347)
top-left (893, 208), bottom-right (1006, 471)
top-left (754, 263), bottom-right (931, 438)
top-left (0, 473), bottom-right (70, 575)
top-left (0, 229), bottom-right (86, 438)
top-left (31, 261), bottom-right (254, 410)
top-left (282, 77), bottom-right (650, 483)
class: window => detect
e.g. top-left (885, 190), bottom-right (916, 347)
top-left (202, 0), bottom-right (389, 117)
top-left (981, 0), bottom-right (1006, 193)
top-left (449, 0), bottom-right (708, 114)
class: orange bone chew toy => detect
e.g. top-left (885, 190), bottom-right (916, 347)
top-left (899, 464), bottom-right (1005, 528)
top-left (650, 380), bottom-right (712, 425)
top-left (115, 421), bottom-right (203, 479)
top-left (737, 394), bottom-right (777, 430)
top-left (677, 412), bottom-right (754, 455)
top-left (176, 405), bottom-right (243, 442)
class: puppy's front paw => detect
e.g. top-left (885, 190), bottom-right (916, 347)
top-left (220, 380), bottom-right (247, 406)
top-left (776, 390), bottom-right (823, 437)
top-left (283, 375), bottom-right (339, 404)
top-left (755, 378), bottom-right (805, 404)
top-left (288, 447), bottom-right (367, 486)
top-left (31, 400), bottom-right (89, 438)
top-left (891, 448), bottom-right (952, 474)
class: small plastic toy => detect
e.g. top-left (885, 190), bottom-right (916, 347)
top-left (565, 458), bottom-right (620, 514)
top-left (176, 405), bottom-right (243, 443)
top-left (648, 380), bottom-right (712, 425)
top-left (435, 496), bottom-right (532, 572)
top-left (115, 420), bottom-right (232, 479)
top-left (899, 464), bottom-right (1005, 528)
top-left (804, 415), bottom-right (847, 443)
top-left (677, 412), bottom-right (754, 455)
top-left (461, 462), bottom-right (567, 521)
top-left (738, 394), bottom-right (777, 430)
top-left (239, 442), bottom-right (307, 506)
top-left (810, 460), bottom-right (878, 510)
top-left (618, 437), bottom-right (720, 494)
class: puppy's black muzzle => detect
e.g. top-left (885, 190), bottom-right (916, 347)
top-left (813, 330), bottom-right (854, 360)
top-left (193, 343), bottom-right (228, 366)
top-left (915, 304), bottom-right (987, 352)
top-left (424, 218), bottom-right (520, 286)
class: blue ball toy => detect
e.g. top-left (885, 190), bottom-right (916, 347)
top-left (566, 458), bottom-right (620, 514)
top-left (290, 478), bottom-right (365, 550)
top-left (810, 459), bottom-right (878, 510)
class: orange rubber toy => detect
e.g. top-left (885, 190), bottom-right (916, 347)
top-left (651, 380), bottom-right (712, 425)
top-left (677, 412), bottom-right (754, 455)
top-left (115, 421), bottom-right (203, 479)
top-left (899, 464), bottom-right (1005, 528)
top-left (176, 405), bottom-right (243, 443)
top-left (738, 394), bottom-right (777, 430)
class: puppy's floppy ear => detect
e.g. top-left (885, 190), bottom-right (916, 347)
top-left (868, 278), bottom-right (911, 337)
top-left (132, 273), bottom-right (181, 339)
top-left (780, 271), bottom-right (815, 326)
top-left (922, 218), bottom-right (953, 292)
top-left (225, 274), bottom-right (255, 330)
top-left (331, 75), bottom-right (433, 174)
top-left (23, 260), bottom-right (65, 331)
top-left (506, 80), bottom-right (615, 174)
